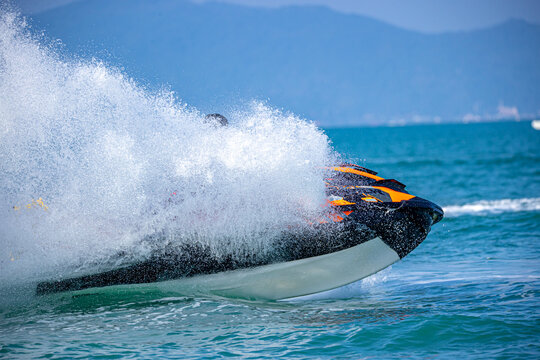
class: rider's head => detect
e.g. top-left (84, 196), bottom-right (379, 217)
top-left (204, 113), bottom-right (228, 127)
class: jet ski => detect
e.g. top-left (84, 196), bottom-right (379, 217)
top-left (36, 164), bottom-right (443, 300)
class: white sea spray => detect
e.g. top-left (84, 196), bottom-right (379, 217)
top-left (0, 11), bottom-right (335, 285)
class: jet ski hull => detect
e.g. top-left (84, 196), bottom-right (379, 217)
top-left (51, 237), bottom-right (399, 301)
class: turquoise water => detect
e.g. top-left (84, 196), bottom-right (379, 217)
top-left (1, 121), bottom-right (539, 359)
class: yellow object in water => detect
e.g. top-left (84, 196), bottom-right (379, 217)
top-left (13, 197), bottom-right (48, 211)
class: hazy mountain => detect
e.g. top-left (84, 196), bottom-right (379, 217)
top-left (29, 0), bottom-right (540, 125)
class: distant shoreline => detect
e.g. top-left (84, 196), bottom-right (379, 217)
top-left (321, 118), bottom-right (537, 129)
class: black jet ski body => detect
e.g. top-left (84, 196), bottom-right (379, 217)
top-left (36, 164), bottom-right (443, 298)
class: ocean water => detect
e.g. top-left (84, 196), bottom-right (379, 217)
top-left (1, 11), bottom-right (540, 359)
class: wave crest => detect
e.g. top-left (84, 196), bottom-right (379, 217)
top-left (443, 198), bottom-right (540, 217)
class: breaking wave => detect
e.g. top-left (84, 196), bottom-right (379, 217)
top-left (443, 198), bottom-right (540, 217)
top-left (0, 11), bottom-right (335, 286)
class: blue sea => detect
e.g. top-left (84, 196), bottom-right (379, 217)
top-left (1, 121), bottom-right (539, 359)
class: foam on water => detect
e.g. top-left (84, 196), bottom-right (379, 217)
top-left (0, 12), bottom-right (334, 286)
top-left (443, 198), bottom-right (540, 217)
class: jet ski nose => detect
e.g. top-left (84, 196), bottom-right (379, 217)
top-left (402, 196), bottom-right (444, 225)
top-left (432, 203), bottom-right (444, 224)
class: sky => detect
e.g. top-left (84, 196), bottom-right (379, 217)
top-left (13, 0), bottom-right (540, 33)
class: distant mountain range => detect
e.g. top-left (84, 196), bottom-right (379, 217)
top-left (29, 0), bottom-right (540, 126)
